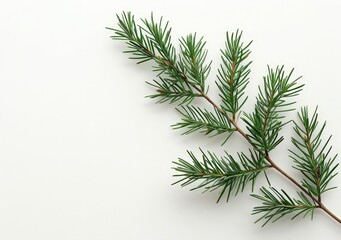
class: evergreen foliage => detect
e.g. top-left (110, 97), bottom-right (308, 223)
top-left (109, 11), bottom-right (340, 226)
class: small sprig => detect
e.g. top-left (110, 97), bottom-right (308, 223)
top-left (109, 11), bottom-right (341, 227)
top-left (251, 187), bottom-right (317, 226)
top-left (173, 106), bottom-right (234, 144)
top-left (146, 77), bottom-right (200, 104)
top-left (173, 149), bottom-right (270, 202)
top-left (216, 30), bottom-right (252, 119)
top-left (178, 34), bottom-right (211, 92)
top-left (290, 107), bottom-right (339, 201)
top-left (109, 12), bottom-right (155, 64)
top-left (242, 66), bottom-right (304, 152)
top-left (141, 14), bottom-right (177, 66)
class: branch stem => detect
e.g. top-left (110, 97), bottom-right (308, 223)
top-left (320, 203), bottom-right (341, 224)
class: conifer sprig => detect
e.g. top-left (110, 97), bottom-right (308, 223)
top-left (141, 14), bottom-right (177, 65)
top-left (110, 12), bottom-right (155, 64)
top-left (109, 11), bottom-right (341, 226)
top-left (216, 30), bottom-right (252, 119)
top-left (251, 187), bottom-right (317, 226)
top-left (290, 107), bottom-right (339, 200)
top-left (173, 150), bottom-right (270, 202)
top-left (146, 77), bottom-right (200, 104)
top-left (179, 34), bottom-right (211, 92)
top-left (242, 66), bottom-right (304, 152)
top-left (173, 106), bottom-right (234, 143)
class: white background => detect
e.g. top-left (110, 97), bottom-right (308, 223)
top-left (1, 0), bottom-right (341, 239)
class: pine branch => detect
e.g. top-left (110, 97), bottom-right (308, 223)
top-left (216, 30), bottom-right (252, 119)
top-left (172, 106), bottom-right (235, 144)
top-left (110, 11), bottom-right (341, 226)
top-left (251, 187), bottom-right (317, 226)
top-left (289, 107), bottom-right (339, 200)
top-left (173, 149), bottom-right (270, 202)
top-left (242, 66), bottom-right (304, 152)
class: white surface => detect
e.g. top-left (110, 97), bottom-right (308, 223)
top-left (1, 0), bottom-right (341, 239)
